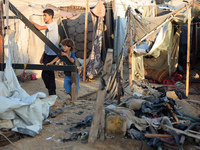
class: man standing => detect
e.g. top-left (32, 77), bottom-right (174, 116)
top-left (30, 9), bottom-right (58, 95)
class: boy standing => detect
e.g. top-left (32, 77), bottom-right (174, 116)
top-left (46, 38), bottom-right (79, 98)
top-left (30, 9), bottom-right (58, 95)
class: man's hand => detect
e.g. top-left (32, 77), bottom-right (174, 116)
top-left (46, 63), bottom-right (52, 66)
top-left (40, 56), bottom-right (44, 64)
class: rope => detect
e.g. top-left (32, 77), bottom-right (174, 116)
top-left (0, 132), bottom-right (20, 149)
top-left (59, 17), bottom-right (68, 39)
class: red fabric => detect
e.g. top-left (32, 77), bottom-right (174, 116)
top-left (162, 72), bottom-right (185, 85)
top-left (30, 73), bottom-right (37, 80)
top-left (21, 72), bottom-right (27, 81)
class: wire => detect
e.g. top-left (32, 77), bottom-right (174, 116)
top-left (59, 17), bottom-right (68, 38)
top-left (0, 132), bottom-right (20, 149)
top-left (194, 88), bottom-right (200, 95)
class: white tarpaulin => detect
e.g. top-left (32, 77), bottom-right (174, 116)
top-left (0, 61), bottom-right (57, 137)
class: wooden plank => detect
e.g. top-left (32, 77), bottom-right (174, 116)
top-left (88, 48), bottom-right (113, 143)
top-left (187, 130), bottom-right (200, 135)
top-left (166, 103), bottom-right (179, 122)
top-left (117, 72), bottom-right (121, 104)
top-left (71, 72), bottom-right (77, 101)
top-left (186, 100), bottom-right (200, 105)
top-left (162, 125), bottom-right (200, 140)
top-left (83, 0), bottom-right (88, 82)
top-left (77, 90), bottom-right (98, 100)
top-left (0, 63), bottom-right (77, 72)
top-left (100, 108), bottom-right (105, 141)
top-left (131, 52), bottom-right (135, 80)
top-left (186, 6), bottom-right (191, 96)
top-left (145, 134), bottom-right (173, 138)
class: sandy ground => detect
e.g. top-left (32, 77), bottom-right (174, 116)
top-left (1, 69), bottom-right (200, 150)
top-left (0, 76), bottom-right (154, 150)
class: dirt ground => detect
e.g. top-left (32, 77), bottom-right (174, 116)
top-left (1, 69), bottom-right (200, 150)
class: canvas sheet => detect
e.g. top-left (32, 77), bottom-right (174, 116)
top-left (0, 61), bottom-right (57, 137)
top-left (134, 22), bottom-right (182, 79)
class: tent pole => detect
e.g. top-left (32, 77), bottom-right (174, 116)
top-left (116, 16), bottom-right (120, 82)
top-left (83, 0), bottom-right (89, 81)
top-left (186, 6), bottom-right (191, 97)
top-left (128, 11), bottom-right (132, 85)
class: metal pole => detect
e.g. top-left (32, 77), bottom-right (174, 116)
top-left (186, 6), bottom-right (191, 96)
top-left (83, 0), bottom-right (89, 81)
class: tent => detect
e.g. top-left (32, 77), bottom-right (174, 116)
top-left (115, 0), bottom-right (200, 81)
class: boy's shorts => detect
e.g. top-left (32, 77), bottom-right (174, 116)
top-left (64, 73), bottom-right (79, 94)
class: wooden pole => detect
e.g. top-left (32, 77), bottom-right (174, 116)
top-left (166, 103), bottom-right (179, 122)
top-left (116, 16), bottom-right (120, 80)
top-left (83, 0), bottom-right (89, 81)
top-left (128, 11), bottom-right (132, 85)
top-left (145, 134), bottom-right (173, 138)
top-left (71, 71), bottom-right (77, 101)
top-left (88, 49), bottom-right (113, 143)
top-left (186, 6), bottom-right (191, 97)
top-left (100, 108), bottom-right (105, 141)
top-left (117, 72), bottom-right (121, 104)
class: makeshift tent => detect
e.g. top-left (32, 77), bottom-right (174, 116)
top-left (119, 0), bottom-right (200, 81)
top-left (103, 0), bottom-right (200, 100)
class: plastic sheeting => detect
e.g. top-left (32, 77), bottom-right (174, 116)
top-left (134, 22), bottom-right (182, 79)
top-left (0, 61), bottom-right (57, 137)
top-left (113, 0), bottom-right (126, 58)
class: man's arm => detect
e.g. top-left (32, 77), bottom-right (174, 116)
top-left (30, 21), bottom-right (48, 31)
top-left (40, 52), bottom-right (45, 64)
top-left (46, 57), bottom-right (59, 66)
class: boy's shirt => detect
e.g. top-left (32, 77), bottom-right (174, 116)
top-left (45, 22), bottom-right (58, 55)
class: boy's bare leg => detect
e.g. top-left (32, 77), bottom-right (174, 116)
top-left (63, 92), bottom-right (72, 107)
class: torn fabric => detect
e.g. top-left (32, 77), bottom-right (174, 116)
top-left (0, 61), bottom-right (57, 137)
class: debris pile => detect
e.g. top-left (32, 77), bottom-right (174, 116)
top-left (102, 80), bottom-right (200, 149)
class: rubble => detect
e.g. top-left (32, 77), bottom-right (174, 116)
top-left (101, 81), bottom-right (200, 149)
